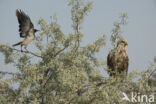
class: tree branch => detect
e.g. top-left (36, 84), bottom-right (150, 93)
top-left (74, 18), bottom-right (80, 52)
top-left (0, 71), bottom-right (16, 76)
top-left (54, 47), bottom-right (66, 57)
top-left (10, 47), bottom-right (42, 58)
top-left (148, 68), bottom-right (156, 80)
top-left (42, 47), bottom-right (67, 88)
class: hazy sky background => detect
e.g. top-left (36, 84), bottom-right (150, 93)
top-left (0, 0), bottom-right (156, 75)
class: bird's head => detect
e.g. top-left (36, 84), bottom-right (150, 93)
top-left (117, 39), bottom-right (128, 47)
top-left (34, 29), bottom-right (39, 33)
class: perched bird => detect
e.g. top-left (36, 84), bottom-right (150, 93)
top-left (13, 9), bottom-right (39, 52)
top-left (107, 39), bottom-right (129, 78)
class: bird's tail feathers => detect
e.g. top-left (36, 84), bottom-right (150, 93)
top-left (12, 42), bottom-right (22, 47)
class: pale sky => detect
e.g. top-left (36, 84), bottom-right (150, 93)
top-left (0, 0), bottom-right (156, 75)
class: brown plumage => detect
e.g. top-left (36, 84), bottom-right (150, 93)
top-left (13, 9), bottom-right (39, 52)
top-left (107, 39), bottom-right (129, 78)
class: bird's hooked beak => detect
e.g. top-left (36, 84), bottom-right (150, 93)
top-left (124, 40), bottom-right (128, 46)
top-left (34, 29), bottom-right (39, 33)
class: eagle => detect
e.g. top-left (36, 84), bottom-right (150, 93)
top-left (13, 9), bottom-right (39, 52)
top-left (107, 39), bottom-right (129, 78)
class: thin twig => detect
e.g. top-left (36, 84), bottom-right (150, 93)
top-left (148, 68), bottom-right (156, 80)
top-left (0, 71), bottom-right (16, 75)
top-left (11, 47), bottom-right (42, 58)
top-left (54, 47), bottom-right (66, 57)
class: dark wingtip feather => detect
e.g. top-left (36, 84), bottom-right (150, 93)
top-left (16, 9), bottom-right (19, 16)
top-left (16, 9), bottom-right (23, 16)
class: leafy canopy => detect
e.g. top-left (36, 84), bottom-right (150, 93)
top-left (0, 0), bottom-right (156, 104)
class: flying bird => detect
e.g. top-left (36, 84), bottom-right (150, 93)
top-left (13, 9), bottom-right (39, 52)
top-left (107, 39), bottom-right (129, 79)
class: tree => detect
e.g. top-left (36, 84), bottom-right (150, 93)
top-left (0, 0), bottom-right (156, 104)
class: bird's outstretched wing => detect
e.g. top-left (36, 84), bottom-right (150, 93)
top-left (16, 9), bottom-right (34, 38)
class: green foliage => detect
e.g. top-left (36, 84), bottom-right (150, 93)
top-left (0, 0), bottom-right (156, 104)
top-left (148, 58), bottom-right (156, 87)
top-left (0, 44), bottom-right (13, 64)
top-left (111, 13), bottom-right (128, 47)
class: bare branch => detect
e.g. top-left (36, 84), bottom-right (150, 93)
top-left (54, 47), bottom-right (66, 57)
top-left (10, 47), bottom-right (42, 58)
top-left (148, 68), bottom-right (156, 80)
top-left (0, 71), bottom-right (16, 75)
